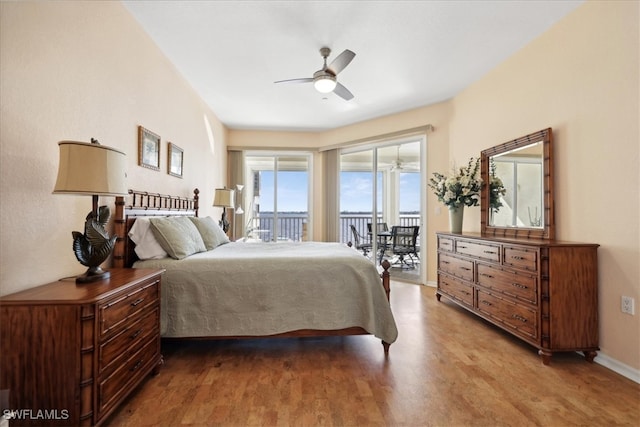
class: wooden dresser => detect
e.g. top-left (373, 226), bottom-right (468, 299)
top-left (0, 268), bottom-right (164, 426)
top-left (436, 232), bottom-right (599, 364)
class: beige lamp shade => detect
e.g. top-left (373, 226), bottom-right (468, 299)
top-left (213, 188), bottom-right (235, 208)
top-left (53, 141), bottom-right (128, 196)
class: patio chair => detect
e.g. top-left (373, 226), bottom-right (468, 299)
top-left (390, 225), bottom-right (420, 269)
top-left (368, 222), bottom-right (391, 263)
top-left (350, 225), bottom-right (372, 257)
top-left (367, 222), bottom-right (389, 234)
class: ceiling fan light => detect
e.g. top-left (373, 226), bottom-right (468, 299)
top-left (314, 75), bottom-right (337, 93)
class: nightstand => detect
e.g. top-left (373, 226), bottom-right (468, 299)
top-left (0, 268), bottom-right (164, 426)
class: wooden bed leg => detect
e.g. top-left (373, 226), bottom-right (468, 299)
top-left (380, 260), bottom-right (392, 356)
top-left (380, 260), bottom-right (391, 302)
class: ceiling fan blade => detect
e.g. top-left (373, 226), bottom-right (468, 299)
top-left (333, 82), bottom-right (354, 101)
top-left (274, 78), bottom-right (313, 84)
top-left (327, 49), bottom-right (355, 75)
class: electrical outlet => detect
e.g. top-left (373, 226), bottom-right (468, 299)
top-left (621, 296), bottom-right (635, 315)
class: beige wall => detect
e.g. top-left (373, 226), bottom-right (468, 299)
top-left (449, 0), bottom-right (639, 370)
top-left (1, 1), bottom-right (638, 374)
top-left (229, 1), bottom-right (640, 372)
top-left (0, 2), bottom-right (228, 295)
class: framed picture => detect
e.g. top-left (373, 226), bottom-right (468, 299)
top-left (168, 142), bottom-right (184, 178)
top-left (138, 126), bottom-right (160, 171)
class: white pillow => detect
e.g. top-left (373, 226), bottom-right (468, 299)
top-left (189, 216), bottom-right (230, 250)
top-left (128, 217), bottom-right (168, 260)
top-left (149, 216), bottom-right (207, 260)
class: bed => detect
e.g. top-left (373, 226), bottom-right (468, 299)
top-left (113, 189), bottom-right (398, 353)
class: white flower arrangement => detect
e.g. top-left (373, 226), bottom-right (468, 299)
top-left (428, 157), bottom-right (482, 209)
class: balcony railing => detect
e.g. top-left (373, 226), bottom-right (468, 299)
top-left (249, 212), bottom-right (420, 243)
top-left (340, 214), bottom-right (421, 243)
top-left (249, 213), bottom-right (308, 242)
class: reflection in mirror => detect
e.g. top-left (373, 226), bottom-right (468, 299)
top-left (480, 128), bottom-right (554, 240)
top-left (489, 141), bottom-right (543, 228)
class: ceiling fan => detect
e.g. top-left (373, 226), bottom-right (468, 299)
top-left (274, 47), bottom-right (356, 100)
top-left (390, 146), bottom-right (405, 171)
top-left (390, 146), bottom-right (419, 171)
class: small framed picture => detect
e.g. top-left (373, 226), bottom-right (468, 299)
top-left (168, 142), bottom-right (184, 178)
top-left (138, 126), bottom-right (160, 171)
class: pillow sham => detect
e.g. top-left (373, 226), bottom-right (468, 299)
top-left (128, 217), bottom-right (168, 260)
top-left (149, 216), bottom-right (206, 260)
top-left (188, 216), bottom-right (230, 250)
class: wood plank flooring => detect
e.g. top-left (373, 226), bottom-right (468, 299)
top-left (105, 281), bottom-right (640, 426)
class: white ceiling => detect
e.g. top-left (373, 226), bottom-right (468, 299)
top-left (123, 1), bottom-right (582, 132)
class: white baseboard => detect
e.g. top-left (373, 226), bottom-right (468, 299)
top-left (593, 352), bottom-right (640, 384)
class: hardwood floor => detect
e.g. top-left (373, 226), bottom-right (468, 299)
top-left (105, 281), bottom-right (639, 426)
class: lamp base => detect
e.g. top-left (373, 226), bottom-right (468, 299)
top-left (220, 209), bottom-right (230, 234)
top-left (76, 266), bottom-right (110, 283)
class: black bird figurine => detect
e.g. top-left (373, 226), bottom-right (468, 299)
top-left (72, 205), bottom-right (116, 282)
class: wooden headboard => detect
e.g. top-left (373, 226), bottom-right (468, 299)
top-left (113, 189), bottom-right (200, 268)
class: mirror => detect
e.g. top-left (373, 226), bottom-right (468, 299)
top-left (480, 128), bottom-right (555, 240)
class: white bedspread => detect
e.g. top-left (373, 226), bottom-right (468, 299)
top-left (134, 241), bottom-right (398, 344)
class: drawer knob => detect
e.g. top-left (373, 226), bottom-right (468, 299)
top-left (511, 255), bottom-right (525, 260)
top-left (130, 298), bottom-right (145, 307)
top-left (511, 283), bottom-right (527, 289)
top-left (460, 267), bottom-right (471, 271)
top-left (131, 328), bottom-right (143, 339)
top-left (483, 250), bottom-right (496, 254)
top-left (481, 300), bottom-right (492, 306)
top-left (480, 273), bottom-right (494, 279)
top-left (511, 314), bottom-right (527, 323)
top-left (458, 245), bottom-right (467, 249)
top-left (130, 359), bottom-right (144, 372)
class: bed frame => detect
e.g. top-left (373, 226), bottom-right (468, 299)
top-left (113, 189), bottom-right (393, 353)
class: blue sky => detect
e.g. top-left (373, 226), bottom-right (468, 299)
top-left (258, 171), bottom-right (421, 212)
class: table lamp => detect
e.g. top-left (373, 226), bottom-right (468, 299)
top-left (53, 139), bottom-right (127, 283)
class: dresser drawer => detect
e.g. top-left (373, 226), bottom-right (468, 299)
top-left (438, 253), bottom-right (474, 281)
top-left (476, 289), bottom-right (538, 341)
top-left (477, 263), bottom-right (538, 304)
top-left (99, 308), bottom-right (159, 375)
top-left (438, 274), bottom-right (473, 308)
top-left (455, 239), bottom-right (500, 262)
top-left (98, 335), bottom-right (159, 418)
top-left (99, 279), bottom-right (159, 337)
top-left (503, 245), bottom-right (538, 272)
top-left (438, 236), bottom-right (455, 252)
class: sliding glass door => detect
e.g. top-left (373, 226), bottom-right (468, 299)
top-left (243, 153), bottom-right (312, 242)
top-left (339, 149), bottom-right (381, 248)
top-left (340, 139), bottom-right (425, 283)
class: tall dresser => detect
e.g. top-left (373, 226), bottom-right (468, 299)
top-left (436, 231), bottom-right (599, 364)
top-left (0, 268), bottom-right (164, 426)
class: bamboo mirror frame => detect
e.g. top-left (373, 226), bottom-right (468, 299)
top-left (480, 128), bottom-right (555, 240)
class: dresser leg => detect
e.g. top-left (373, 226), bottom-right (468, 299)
top-left (538, 349), bottom-right (552, 365)
top-left (436, 292), bottom-right (442, 301)
top-left (152, 355), bottom-right (164, 375)
top-left (583, 351), bottom-right (597, 363)
top-left (382, 341), bottom-right (390, 356)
